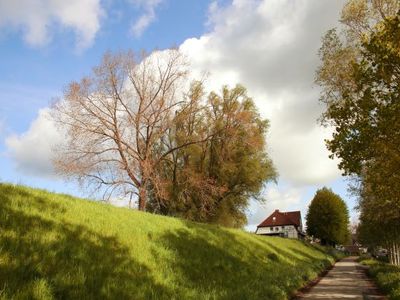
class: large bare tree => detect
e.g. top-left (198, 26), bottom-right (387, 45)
top-left (53, 50), bottom-right (210, 210)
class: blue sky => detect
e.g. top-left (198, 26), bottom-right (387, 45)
top-left (0, 0), bottom-right (357, 229)
top-left (0, 0), bottom-right (211, 189)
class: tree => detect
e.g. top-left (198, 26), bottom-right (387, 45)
top-left (316, 0), bottom-right (400, 264)
top-left (52, 49), bottom-right (277, 228)
top-left (147, 83), bottom-right (276, 227)
top-left (306, 187), bottom-right (350, 246)
top-left (53, 50), bottom-right (213, 211)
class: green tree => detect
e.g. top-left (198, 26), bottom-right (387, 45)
top-left (52, 50), bottom-right (277, 228)
top-left (147, 83), bottom-right (276, 228)
top-left (316, 0), bottom-right (400, 264)
top-left (306, 188), bottom-right (350, 246)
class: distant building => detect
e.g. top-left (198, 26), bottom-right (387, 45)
top-left (255, 209), bottom-right (305, 239)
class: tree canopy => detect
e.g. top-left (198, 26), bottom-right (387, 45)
top-left (147, 83), bottom-right (276, 227)
top-left (52, 49), bottom-right (276, 228)
top-left (306, 187), bottom-right (350, 246)
top-left (316, 0), bottom-right (400, 263)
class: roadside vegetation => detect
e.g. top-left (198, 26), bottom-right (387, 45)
top-left (359, 258), bottom-right (400, 299)
top-left (0, 183), bottom-right (338, 300)
top-left (317, 0), bottom-right (400, 264)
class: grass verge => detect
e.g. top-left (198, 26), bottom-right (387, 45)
top-left (360, 258), bottom-right (400, 299)
top-left (0, 183), bottom-right (337, 299)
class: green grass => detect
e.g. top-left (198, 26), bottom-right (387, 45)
top-left (360, 259), bottom-right (400, 300)
top-left (0, 183), bottom-right (337, 300)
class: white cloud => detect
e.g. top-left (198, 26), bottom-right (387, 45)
top-left (0, 0), bottom-right (104, 50)
top-left (180, 0), bottom-right (349, 227)
top-left (6, 1), bottom-right (348, 222)
top-left (181, 0), bottom-right (345, 186)
top-left (130, 0), bottom-right (162, 37)
top-left (5, 108), bottom-right (63, 178)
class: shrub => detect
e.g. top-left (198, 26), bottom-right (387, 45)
top-left (360, 259), bottom-right (400, 300)
top-left (267, 253), bottom-right (280, 262)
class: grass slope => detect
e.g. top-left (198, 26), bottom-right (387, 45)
top-left (0, 183), bottom-right (336, 300)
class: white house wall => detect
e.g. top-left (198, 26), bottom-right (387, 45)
top-left (256, 225), bottom-right (298, 239)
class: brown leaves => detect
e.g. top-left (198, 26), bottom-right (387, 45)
top-left (52, 49), bottom-right (275, 221)
top-left (52, 49), bottom-right (191, 207)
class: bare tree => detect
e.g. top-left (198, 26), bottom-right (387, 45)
top-left (52, 49), bottom-right (210, 210)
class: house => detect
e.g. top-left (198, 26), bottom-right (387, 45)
top-left (255, 209), bottom-right (304, 239)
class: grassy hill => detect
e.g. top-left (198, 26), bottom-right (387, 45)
top-left (0, 183), bottom-right (338, 300)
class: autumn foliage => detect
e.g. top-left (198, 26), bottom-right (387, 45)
top-left (52, 49), bottom-right (276, 227)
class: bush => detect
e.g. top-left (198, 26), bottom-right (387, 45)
top-left (357, 253), bottom-right (372, 262)
top-left (267, 253), bottom-right (280, 262)
top-left (312, 244), bottom-right (346, 261)
top-left (360, 259), bottom-right (400, 300)
top-left (326, 247), bottom-right (346, 260)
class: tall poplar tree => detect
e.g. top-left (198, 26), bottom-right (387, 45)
top-left (316, 0), bottom-right (400, 264)
top-left (306, 187), bottom-right (350, 246)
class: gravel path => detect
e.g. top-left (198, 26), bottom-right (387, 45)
top-left (295, 256), bottom-right (386, 300)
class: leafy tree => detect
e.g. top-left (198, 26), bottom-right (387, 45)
top-left (316, 0), bottom-right (400, 264)
top-left (147, 83), bottom-right (276, 228)
top-left (53, 50), bottom-right (276, 227)
top-left (306, 187), bottom-right (350, 246)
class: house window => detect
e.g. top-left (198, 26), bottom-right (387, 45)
top-left (275, 227), bottom-right (279, 231)
top-left (282, 226), bottom-right (285, 230)
top-left (270, 227), bottom-right (273, 231)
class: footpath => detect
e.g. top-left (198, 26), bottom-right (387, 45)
top-left (295, 256), bottom-right (386, 299)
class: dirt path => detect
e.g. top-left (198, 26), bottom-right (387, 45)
top-left (295, 256), bottom-right (386, 300)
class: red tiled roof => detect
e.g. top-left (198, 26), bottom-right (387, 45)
top-left (257, 210), bottom-right (301, 228)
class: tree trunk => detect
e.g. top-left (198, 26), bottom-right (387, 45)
top-left (388, 242), bottom-right (400, 266)
top-left (395, 242), bottom-right (400, 266)
top-left (389, 243), bottom-right (393, 265)
top-left (392, 244), bottom-right (395, 265)
top-left (138, 185), bottom-right (147, 211)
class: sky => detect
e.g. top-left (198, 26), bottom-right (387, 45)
top-left (0, 0), bottom-right (357, 230)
